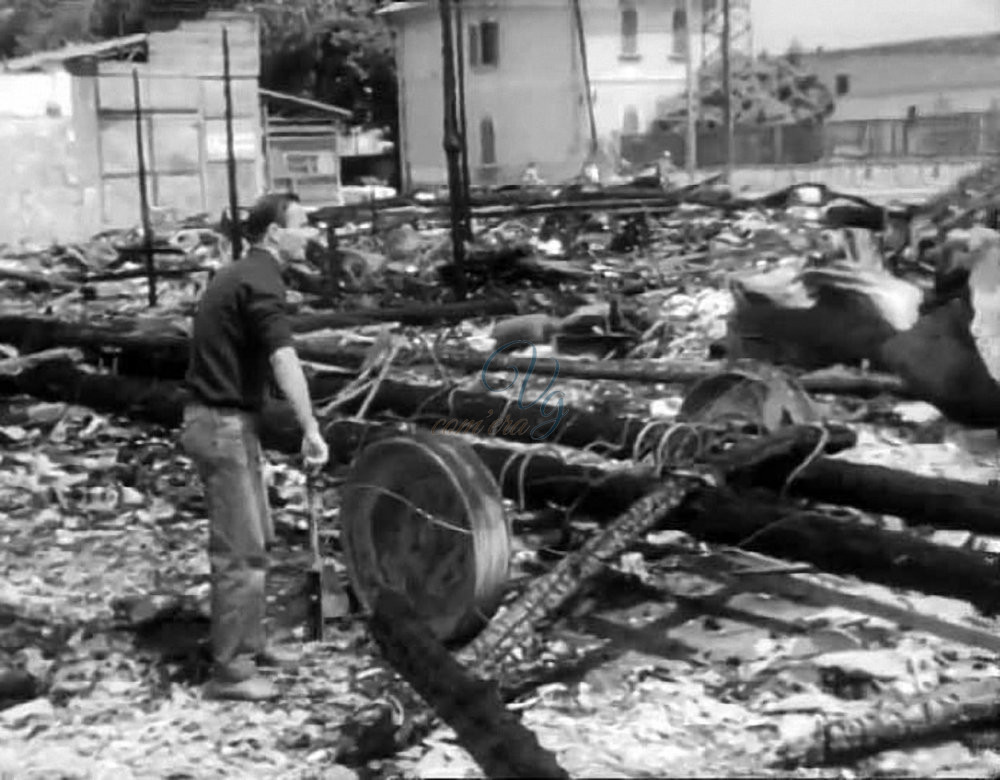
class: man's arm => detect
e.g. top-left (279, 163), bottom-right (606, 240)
top-left (269, 346), bottom-right (319, 435)
top-left (244, 272), bottom-right (318, 434)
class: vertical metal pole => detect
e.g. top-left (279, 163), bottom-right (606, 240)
top-left (261, 97), bottom-right (271, 192)
top-left (223, 27), bottom-right (242, 260)
top-left (571, 0), bottom-right (599, 159)
top-left (438, 0), bottom-right (468, 299)
top-left (721, 0), bottom-right (734, 184)
top-left (684, 0), bottom-right (697, 181)
top-left (454, 0), bottom-right (473, 241)
top-left (132, 69), bottom-right (156, 308)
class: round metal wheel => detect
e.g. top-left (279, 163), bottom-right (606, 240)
top-left (339, 431), bottom-right (510, 645)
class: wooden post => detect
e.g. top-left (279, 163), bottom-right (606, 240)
top-left (438, 0), bottom-right (468, 300)
top-left (131, 69), bottom-right (156, 308)
top-left (454, 0), bottom-right (473, 241)
top-left (684, 0), bottom-right (697, 181)
top-left (721, 0), bottom-right (734, 184)
top-left (222, 27), bottom-right (242, 260)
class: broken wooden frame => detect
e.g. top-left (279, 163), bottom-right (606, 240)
top-left (131, 68), bottom-right (157, 307)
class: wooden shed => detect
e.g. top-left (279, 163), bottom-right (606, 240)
top-left (0, 11), bottom-right (263, 243)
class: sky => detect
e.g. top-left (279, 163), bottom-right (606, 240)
top-left (751, 0), bottom-right (1000, 54)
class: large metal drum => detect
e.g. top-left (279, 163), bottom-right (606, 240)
top-left (339, 431), bottom-right (511, 645)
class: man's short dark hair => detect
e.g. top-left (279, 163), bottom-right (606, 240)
top-left (243, 192), bottom-right (301, 244)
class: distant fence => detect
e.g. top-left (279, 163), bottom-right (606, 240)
top-left (621, 111), bottom-right (1000, 168)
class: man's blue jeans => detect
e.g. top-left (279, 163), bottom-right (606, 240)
top-left (180, 403), bottom-right (274, 682)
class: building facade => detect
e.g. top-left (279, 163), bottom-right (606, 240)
top-left (381, 0), bottom-right (708, 189)
top-left (801, 34), bottom-right (1000, 122)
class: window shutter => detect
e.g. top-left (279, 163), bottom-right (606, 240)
top-left (468, 23), bottom-right (480, 66)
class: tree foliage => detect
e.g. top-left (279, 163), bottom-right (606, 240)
top-left (251, 0), bottom-right (396, 127)
top-left (0, 0), bottom-right (397, 129)
top-left (655, 51), bottom-right (835, 129)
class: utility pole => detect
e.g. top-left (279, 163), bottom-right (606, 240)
top-left (684, 0), bottom-right (696, 182)
top-left (721, 0), bottom-right (734, 184)
top-left (132, 69), bottom-right (156, 307)
top-left (454, 0), bottom-right (473, 242)
top-left (571, 0), bottom-right (599, 159)
top-left (223, 27), bottom-right (242, 260)
top-left (438, 0), bottom-right (468, 299)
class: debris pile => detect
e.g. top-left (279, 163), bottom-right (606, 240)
top-left (4, 175), bottom-right (1000, 778)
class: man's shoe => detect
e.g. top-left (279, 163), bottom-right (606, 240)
top-left (204, 676), bottom-right (279, 701)
top-left (255, 645), bottom-right (300, 669)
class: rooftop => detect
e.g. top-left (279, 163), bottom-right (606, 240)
top-left (807, 32), bottom-right (1000, 59)
top-left (2, 33), bottom-right (149, 73)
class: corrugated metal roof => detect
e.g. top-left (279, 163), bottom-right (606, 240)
top-left (2, 33), bottom-right (149, 73)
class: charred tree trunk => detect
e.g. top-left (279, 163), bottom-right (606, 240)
top-left (776, 677), bottom-right (1000, 768)
top-left (671, 489), bottom-right (1000, 615)
top-left (764, 457), bottom-right (1000, 537)
top-left (5, 362), bottom-right (1000, 610)
top-left (370, 590), bottom-right (569, 778)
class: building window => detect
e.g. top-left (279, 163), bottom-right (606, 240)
top-left (286, 153), bottom-right (319, 175)
top-left (469, 20), bottom-right (499, 67)
top-left (703, 0), bottom-right (717, 17)
top-left (620, 5), bottom-right (638, 58)
top-left (622, 106), bottom-right (640, 134)
top-left (672, 9), bottom-right (688, 58)
top-left (480, 116), bottom-right (496, 166)
top-left (835, 74), bottom-right (850, 96)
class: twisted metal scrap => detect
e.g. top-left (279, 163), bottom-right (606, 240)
top-left (343, 425), bottom-right (839, 768)
top-left (341, 472), bottom-right (710, 770)
top-left (459, 474), bottom-right (711, 681)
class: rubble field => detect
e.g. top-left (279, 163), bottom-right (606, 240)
top-left (3, 175), bottom-right (1000, 778)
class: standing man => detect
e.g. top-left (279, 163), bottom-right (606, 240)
top-left (182, 193), bottom-right (330, 701)
top-left (521, 161), bottom-right (544, 186)
top-left (658, 151), bottom-right (676, 190)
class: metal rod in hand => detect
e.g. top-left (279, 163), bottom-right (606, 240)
top-left (222, 27), bottom-right (242, 260)
top-left (438, 0), bottom-right (468, 300)
top-left (132, 68), bottom-right (156, 307)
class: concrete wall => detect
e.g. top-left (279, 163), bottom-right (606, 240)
top-left (388, 0), bottom-right (700, 189)
top-left (0, 71), bottom-right (102, 245)
top-left (726, 158), bottom-right (987, 201)
top-left (581, 0), bottom-right (699, 137)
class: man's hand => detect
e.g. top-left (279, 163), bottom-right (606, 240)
top-left (302, 422), bottom-right (329, 468)
top-left (270, 347), bottom-right (329, 468)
